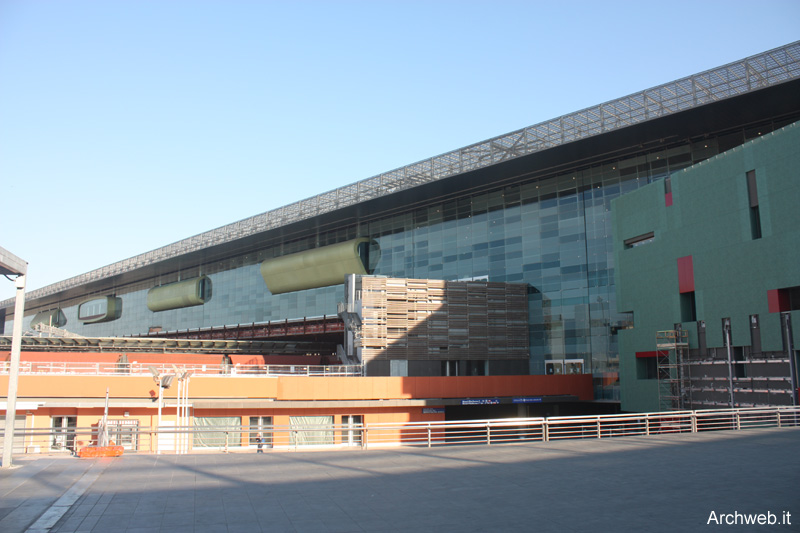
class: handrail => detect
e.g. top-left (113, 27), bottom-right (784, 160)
top-left (0, 361), bottom-right (363, 377)
top-left (2, 406), bottom-right (797, 455)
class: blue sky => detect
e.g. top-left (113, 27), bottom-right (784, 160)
top-left (1, 1), bottom-right (799, 301)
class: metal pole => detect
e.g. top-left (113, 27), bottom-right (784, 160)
top-left (100, 388), bottom-right (109, 447)
top-left (2, 273), bottom-right (26, 468)
top-left (724, 319), bottom-right (734, 408)
top-left (183, 377), bottom-right (189, 454)
top-left (157, 378), bottom-right (163, 454)
top-left (175, 378), bottom-right (182, 454)
top-left (782, 313), bottom-right (798, 407)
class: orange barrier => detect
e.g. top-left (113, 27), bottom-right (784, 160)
top-left (78, 445), bottom-right (124, 458)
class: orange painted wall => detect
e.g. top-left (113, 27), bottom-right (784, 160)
top-left (2, 373), bottom-right (590, 452)
top-left (276, 375), bottom-right (593, 402)
top-left (1, 374), bottom-right (591, 402)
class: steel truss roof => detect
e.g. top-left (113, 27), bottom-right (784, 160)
top-left (3, 41), bottom-right (799, 307)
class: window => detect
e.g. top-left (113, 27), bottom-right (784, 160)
top-left (249, 416), bottom-right (273, 448)
top-left (637, 357), bottom-right (658, 380)
top-left (680, 292), bottom-right (697, 322)
top-left (342, 415), bottom-right (363, 446)
top-left (107, 420), bottom-right (139, 450)
top-left (78, 298), bottom-right (107, 320)
top-left (768, 286), bottom-right (800, 313)
top-left (624, 232), bottom-right (654, 249)
top-left (390, 359), bottom-right (408, 376)
top-left (51, 416), bottom-right (77, 451)
top-left (193, 416), bottom-right (241, 448)
top-left (747, 170), bottom-right (762, 239)
top-left (290, 416), bottom-right (334, 446)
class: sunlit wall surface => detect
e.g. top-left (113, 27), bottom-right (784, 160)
top-left (9, 123), bottom-right (786, 401)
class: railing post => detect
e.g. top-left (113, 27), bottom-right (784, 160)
top-left (691, 411), bottom-right (697, 433)
top-left (544, 419), bottom-right (549, 442)
top-left (363, 426), bottom-right (368, 450)
top-left (427, 425), bottom-right (432, 448)
top-left (597, 418), bottom-right (601, 439)
top-left (225, 432), bottom-right (229, 453)
top-left (735, 411), bottom-right (741, 431)
top-left (645, 414), bottom-right (650, 436)
top-left (487, 422), bottom-right (491, 445)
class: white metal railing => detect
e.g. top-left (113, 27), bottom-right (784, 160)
top-left (0, 361), bottom-right (363, 377)
top-left (361, 406), bottom-right (800, 448)
top-left (3, 406), bottom-right (796, 456)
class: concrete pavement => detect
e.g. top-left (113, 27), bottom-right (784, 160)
top-left (1, 427), bottom-right (798, 532)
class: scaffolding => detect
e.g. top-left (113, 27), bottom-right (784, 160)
top-left (656, 330), bottom-right (690, 411)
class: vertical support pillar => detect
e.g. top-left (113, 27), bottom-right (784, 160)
top-left (723, 318), bottom-right (735, 408)
top-left (2, 273), bottom-right (26, 468)
top-left (781, 313), bottom-right (798, 407)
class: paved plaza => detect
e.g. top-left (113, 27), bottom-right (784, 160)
top-left (1, 427), bottom-right (799, 532)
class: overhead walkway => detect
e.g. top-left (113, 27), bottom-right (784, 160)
top-left (0, 335), bottom-right (334, 355)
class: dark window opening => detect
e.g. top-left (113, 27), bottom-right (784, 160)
top-left (746, 170), bottom-right (762, 239)
top-left (733, 346), bottom-right (747, 378)
top-left (771, 286), bottom-right (800, 312)
top-left (680, 291), bottom-right (697, 322)
top-left (637, 358), bottom-right (658, 380)
top-left (750, 206), bottom-right (762, 239)
top-left (624, 231), bottom-right (655, 249)
top-left (749, 314), bottom-right (762, 356)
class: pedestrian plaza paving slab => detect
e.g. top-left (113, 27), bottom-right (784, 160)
top-left (1, 427), bottom-right (798, 532)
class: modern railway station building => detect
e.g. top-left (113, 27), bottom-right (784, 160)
top-left (2, 42), bottom-right (800, 450)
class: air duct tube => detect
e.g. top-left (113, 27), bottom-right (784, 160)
top-left (30, 308), bottom-right (67, 328)
top-left (260, 238), bottom-right (380, 295)
top-left (147, 276), bottom-right (212, 312)
top-left (78, 296), bottom-right (122, 324)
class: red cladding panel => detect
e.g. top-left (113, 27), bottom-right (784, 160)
top-left (767, 289), bottom-right (789, 313)
top-left (665, 192), bottom-right (673, 207)
top-left (636, 351), bottom-right (668, 358)
top-left (677, 255), bottom-right (695, 294)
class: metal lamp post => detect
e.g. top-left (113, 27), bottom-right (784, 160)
top-left (1, 246), bottom-right (28, 468)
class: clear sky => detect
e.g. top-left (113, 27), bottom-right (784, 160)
top-left (1, 1), bottom-right (799, 301)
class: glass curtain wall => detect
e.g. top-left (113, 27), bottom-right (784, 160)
top-left (14, 127), bottom-right (770, 400)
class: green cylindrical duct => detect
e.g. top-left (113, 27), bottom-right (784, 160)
top-left (147, 276), bottom-right (212, 312)
top-left (30, 308), bottom-right (67, 328)
top-left (78, 296), bottom-right (122, 324)
top-left (260, 238), bottom-right (379, 294)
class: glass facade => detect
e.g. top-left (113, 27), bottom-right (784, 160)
top-left (7, 122), bottom-right (790, 400)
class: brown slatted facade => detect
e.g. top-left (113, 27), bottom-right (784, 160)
top-left (358, 277), bottom-right (529, 364)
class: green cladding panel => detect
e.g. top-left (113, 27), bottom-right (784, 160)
top-left (147, 276), bottom-right (212, 312)
top-left (260, 238), bottom-right (379, 295)
top-left (612, 121), bottom-right (800, 412)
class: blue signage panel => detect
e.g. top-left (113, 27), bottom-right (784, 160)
top-left (461, 398), bottom-right (500, 405)
top-left (512, 397), bottom-right (543, 404)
